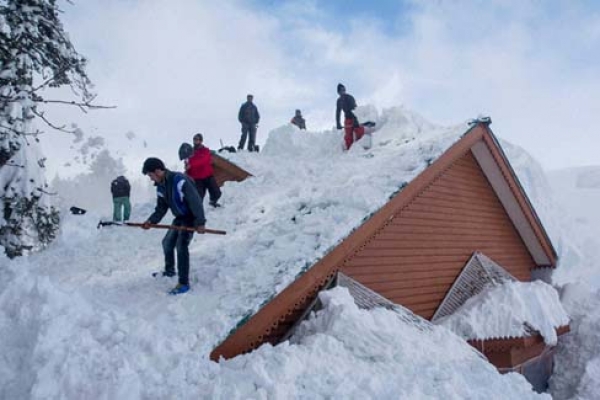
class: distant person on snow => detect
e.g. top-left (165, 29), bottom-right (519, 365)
top-left (238, 94), bottom-right (260, 152)
top-left (290, 109), bottom-right (306, 130)
top-left (142, 157), bottom-right (206, 295)
top-left (335, 83), bottom-right (366, 150)
top-left (110, 175), bottom-right (131, 222)
top-left (185, 133), bottom-right (222, 208)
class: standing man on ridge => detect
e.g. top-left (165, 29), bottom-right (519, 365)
top-left (336, 83), bottom-right (366, 150)
top-left (238, 94), bottom-right (260, 152)
top-left (142, 157), bottom-right (206, 295)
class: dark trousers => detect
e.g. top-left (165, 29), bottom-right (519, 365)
top-left (239, 123), bottom-right (257, 151)
top-left (162, 221), bottom-right (194, 285)
top-left (194, 176), bottom-right (221, 204)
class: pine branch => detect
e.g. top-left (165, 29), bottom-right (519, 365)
top-left (35, 97), bottom-right (116, 112)
top-left (1, 160), bottom-right (26, 168)
top-left (36, 187), bottom-right (58, 196)
top-left (31, 108), bottom-right (77, 133)
top-left (0, 123), bottom-right (40, 136)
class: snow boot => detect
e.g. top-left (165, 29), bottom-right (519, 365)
top-left (169, 284), bottom-right (190, 295)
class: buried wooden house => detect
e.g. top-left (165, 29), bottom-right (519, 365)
top-left (210, 119), bottom-right (569, 389)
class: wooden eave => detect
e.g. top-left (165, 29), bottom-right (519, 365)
top-left (473, 127), bottom-right (557, 266)
top-left (210, 122), bottom-right (557, 361)
top-left (468, 325), bottom-right (570, 368)
top-left (212, 153), bottom-right (252, 186)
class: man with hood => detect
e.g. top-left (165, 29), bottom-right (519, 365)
top-left (290, 109), bottom-right (306, 130)
top-left (142, 157), bottom-right (206, 295)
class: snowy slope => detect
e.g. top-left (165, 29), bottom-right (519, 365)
top-left (0, 107), bottom-right (558, 399)
top-left (540, 166), bottom-right (600, 399)
top-left (546, 166), bottom-right (600, 249)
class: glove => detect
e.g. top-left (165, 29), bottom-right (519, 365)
top-left (336, 124), bottom-right (343, 130)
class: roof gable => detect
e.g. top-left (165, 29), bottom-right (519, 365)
top-left (432, 252), bottom-right (516, 321)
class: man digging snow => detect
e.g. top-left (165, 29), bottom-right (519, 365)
top-left (142, 157), bottom-right (206, 295)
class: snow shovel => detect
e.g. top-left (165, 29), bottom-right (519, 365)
top-left (97, 221), bottom-right (226, 235)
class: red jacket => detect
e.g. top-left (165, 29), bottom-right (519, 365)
top-left (186, 146), bottom-right (214, 180)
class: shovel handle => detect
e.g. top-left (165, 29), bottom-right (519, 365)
top-left (98, 221), bottom-right (226, 235)
top-left (126, 222), bottom-right (226, 235)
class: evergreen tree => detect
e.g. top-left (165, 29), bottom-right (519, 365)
top-left (0, 0), bottom-right (94, 258)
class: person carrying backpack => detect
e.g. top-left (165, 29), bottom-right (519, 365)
top-left (110, 175), bottom-right (131, 222)
top-left (186, 133), bottom-right (222, 208)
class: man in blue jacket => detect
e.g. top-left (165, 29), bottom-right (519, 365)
top-left (142, 157), bottom-right (206, 295)
top-left (238, 94), bottom-right (260, 152)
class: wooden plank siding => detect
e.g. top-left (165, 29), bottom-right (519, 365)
top-left (212, 153), bottom-right (252, 187)
top-left (340, 151), bottom-right (536, 319)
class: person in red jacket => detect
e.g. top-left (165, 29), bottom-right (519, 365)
top-left (185, 133), bottom-right (222, 207)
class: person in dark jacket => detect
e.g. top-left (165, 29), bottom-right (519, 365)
top-left (110, 175), bottom-right (131, 222)
top-left (186, 133), bottom-right (221, 207)
top-left (142, 157), bottom-right (206, 295)
top-left (335, 83), bottom-right (366, 150)
top-left (290, 109), bottom-right (306, 130)
top-left (238, 94), bottom-right (260, 151)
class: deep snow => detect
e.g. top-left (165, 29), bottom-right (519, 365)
top-left (1, 106), bottom-right (599, 399)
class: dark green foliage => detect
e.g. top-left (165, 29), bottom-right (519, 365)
top-left (0, 0), bottom-right (91, 258)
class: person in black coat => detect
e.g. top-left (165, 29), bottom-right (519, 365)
top-left (111, 175), bottom-right (131, 221)
top-left (290, 109), bottom-right (306, 130)
top-left (238, 94), bottom-right (260, 151)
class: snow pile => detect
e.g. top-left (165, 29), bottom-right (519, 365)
top-left (198, 107), bottom-right (467, 332)
top-left (214, 287), bottom-right (548, 399)
top-left (502, 143), bottom-right (600, 288)
top-left (549, 284), bottom-right (600, 399)
top-left (436, 281), bottom-right (569, 344)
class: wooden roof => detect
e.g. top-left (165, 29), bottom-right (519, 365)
top-left (210, 120), bottom-right (558, 361)
top-left (468, 325), bottom-right (570, 369)
top-left (212, 152), bottom-right (252, 187)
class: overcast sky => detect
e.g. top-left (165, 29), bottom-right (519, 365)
top-left (42, 0), bottom-right (600, 175)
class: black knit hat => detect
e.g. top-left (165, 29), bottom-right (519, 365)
top-left (193, 133), bottom-right (203, 141)
top-left (337, 83), bottom-right (345, 93)
top-left (142, 157), bottom-right (165, 174)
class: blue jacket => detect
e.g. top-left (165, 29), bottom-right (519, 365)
top-left (147, 170), bottom-right (206, 227)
